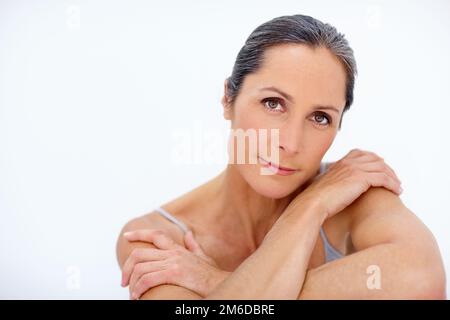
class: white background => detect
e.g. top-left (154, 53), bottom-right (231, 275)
top-left (1, 0), bottom-right (449, 299)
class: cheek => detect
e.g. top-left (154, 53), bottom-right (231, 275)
top-left (317, 133), bottom-right (335, 158)
top-left (232, 103), bottom-right (265, 130)
top-left (303, 126), bottom-right (336, 155)
top-left (229, 104), bottom-right (269, 157)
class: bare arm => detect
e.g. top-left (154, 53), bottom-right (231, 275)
top-left (116, 217), bottom-right (204, 299)
top-left (205, 197), bottom-right (326, 299)
top-left (118, 151), bottom-right (428, 299)
top-left (117, 197), bottom-right (326, 300)
top-left (298, 187), bottom-right (447, 299)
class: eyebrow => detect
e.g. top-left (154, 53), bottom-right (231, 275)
top-left (260, 86), bottom-right (295, 103)
top-left (259, 86), bottom-right (341, 114)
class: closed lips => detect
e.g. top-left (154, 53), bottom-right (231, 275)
top-left (258, 156), bottom-right (297, 171)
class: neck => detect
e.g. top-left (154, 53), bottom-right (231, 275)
top-left (206, 164), bottom-right (300, 252)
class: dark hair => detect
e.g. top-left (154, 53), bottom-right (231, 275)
top-left (225, 14), bottom-right (357, 129)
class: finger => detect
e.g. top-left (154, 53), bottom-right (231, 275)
top-left (184, 231), bottom-right (204, 255)
top-left (123, 229), bottom-right (180, 250)
top-left (382, 161), bottom-right (401, 185)
top-left (348, 148), bottom-right (363, 156)
top-left (366, 171), bottom-right (402, 195)
top-left (131, 270), bottom-right (168, 299)
top-left (348, 151), bottom-right (402, 186)
top-left (351, 152), bottom-right (401, 185)
top-left (122, 248), bottom-right (168, 287)
top-left (350, 152), bottom-right (381, 163)
top-left (339, 149), bottom-right (372, 165)
top-left (358, 160), bottom-right (401, 186)
top-left (129, 261), bottom-right (168, 296)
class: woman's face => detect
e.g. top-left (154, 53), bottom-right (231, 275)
top-left (222, 43), bottom-right (347, 199)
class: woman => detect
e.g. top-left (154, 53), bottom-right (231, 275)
top-left (116, 14), bottom-right (446, 299)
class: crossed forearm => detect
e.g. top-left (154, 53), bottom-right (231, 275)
top-left (209, 239), bottom-right (445, 299)
top-left (298, 242), bottom-right (446, 299)
top-left (204, 198), bottom-right (326, 299)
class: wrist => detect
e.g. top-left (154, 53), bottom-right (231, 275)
top-left (285, 193), bottom-right (328, 226)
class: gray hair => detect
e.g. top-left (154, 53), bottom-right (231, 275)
top-left (226, 14), bottom-right (357, 129)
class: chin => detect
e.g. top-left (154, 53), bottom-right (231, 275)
top-left (251, 183), bottom-right (295, 199)
top-left (240, 166), bottom-right (305, 199)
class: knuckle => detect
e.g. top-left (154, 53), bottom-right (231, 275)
top-left (130, 248), bottom-right (141, 259)
top-left (367, 151), bottom-right (383, 161)
top-left (173, 248), bottom-right (184, 256)
top-left (167, 249), bottom-right (177, 257)
top-left (142, 274), bottom-right (153, 286)
top-left (373, 153), bottom-right (383, 161)
top-left (169, 264), bottom-right (182, 277)
top-left (133, 263), bottom-right (144, 274)
top-left (340, 157), bottom-right (351, 166)
top-left (347, 163), bottom-right (359, 174)
top-left (384, 167), bottom-right (393, 176)
top-left (153, 230), bottom-right (166, 237)
top-left (134, 248), bottom-right (147, 258)
top-left (171, 256), bottom-right (183, 268)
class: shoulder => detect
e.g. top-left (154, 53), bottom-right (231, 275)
top-left (348, 187), bottom-right (404, 215)
top-left (346, 187), bottom-right (446, 297)
top-left (115, 211), bottom-right (186, 269)
top-left (346, 187), bottom-right (437, 251)
top-left (324, 187), bottom-right (430, 255)
top-left (347, 187), bottom-right (410, 230)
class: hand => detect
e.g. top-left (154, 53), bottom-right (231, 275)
top-left (121, 229), bottom-right (229, 299)
top-left (293, 148), bottom-right (402, 220)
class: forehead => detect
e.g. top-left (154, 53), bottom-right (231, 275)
top-left (242, 43), bottom-right (347, 108)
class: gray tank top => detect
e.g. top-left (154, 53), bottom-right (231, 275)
top-left (153, 162), bottom-right (344, 263)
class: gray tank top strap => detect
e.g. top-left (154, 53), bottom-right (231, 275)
top-left (319, 161), bottom-right (330, 175)
top-left (154, 207), bottom-right (190, 234)
top-left (319, 161), bottom-right (344, 262)
top-left (319, 226), bottom-right (344, 263)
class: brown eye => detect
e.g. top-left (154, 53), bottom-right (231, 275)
top-left (313, 112), bottom-right (331, 126)
top-left (261, 98), bottom-right (284, 113)
top-left (267, 100), bottom-right (278, 109)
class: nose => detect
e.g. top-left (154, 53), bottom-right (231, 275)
top-left (278, 120), bottom-right (302, 156)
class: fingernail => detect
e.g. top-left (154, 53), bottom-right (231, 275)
top-left (123, 232), bottom-right (131, 237)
